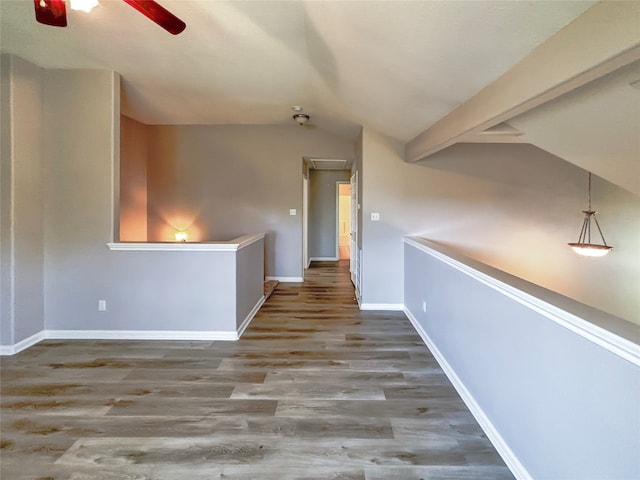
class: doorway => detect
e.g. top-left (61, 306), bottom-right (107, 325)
top-left (337, 182), bottom-right (351, 260)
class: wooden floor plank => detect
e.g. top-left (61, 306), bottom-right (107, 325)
top-left (0, 260), bottom-right (514, 479)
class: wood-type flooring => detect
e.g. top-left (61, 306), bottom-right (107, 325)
top-left (0, 261), bottom-right (514, 479)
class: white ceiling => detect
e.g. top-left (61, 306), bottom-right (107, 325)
top-left (0, 0), bottom-right (595, 141)
top-left (509, 60), bottom-right (640, 196)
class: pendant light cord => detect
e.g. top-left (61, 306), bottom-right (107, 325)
top-left (588, 172), bottom-right (592, 212)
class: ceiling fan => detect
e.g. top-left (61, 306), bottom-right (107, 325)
top-left (33, 0), bottom-right (186, 35)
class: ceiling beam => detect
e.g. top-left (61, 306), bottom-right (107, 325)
top-left (405, 1), bottom-right (640, 163)
top-left (461, 122), bottom-right (526, 144)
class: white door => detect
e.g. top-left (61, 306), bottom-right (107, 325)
top-left (350, 172), bottom-right (359, 299)
top-left (303, 175), bottom-right (309, 270)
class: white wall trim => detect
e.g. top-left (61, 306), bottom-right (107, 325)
top-left (359, 303), bottom-right (404, 311)
top-left (234, 233), bottom-right (266, 250)
top-left (309, 257), bottom-right (339, 262)
top-left (0, 330), bottom-right (46, 356)
top-left (107, 233), bottom-right (265, 252)
top-left (44, 330), bottom-right (238, 341)
top-left (237, 295), bottom-right (265, 339)
top-left (303, 175), bottom-right (309, 274)
top-left (266, 276), bottom-right (304, 282)
top-left (404, 237), bottom-right (640, 367)
top-left (107, 242), bottom-right (238, 252)
top-left (1, 302), bottom-right (269, 354)
top-left (403, 306), bottom-right (532, 480)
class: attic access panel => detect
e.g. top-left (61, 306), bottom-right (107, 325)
top-left (309, 159), bottom-right (349, 170)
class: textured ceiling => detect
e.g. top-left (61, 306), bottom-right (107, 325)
top-left (0, 0), bottom-right (595, 140)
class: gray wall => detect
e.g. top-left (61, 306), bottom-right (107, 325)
top-left (145, 125), bottom-right (354, 279)
top-left (309, 169), bottom-right (351, 259)
top-left (360, 129), bottom-right (640, 323)
top-left (0, 55), bottom-right (12, 345)
top-left (236, 238), bottom-right (265, 329)
top-left (99, 250), bottom-right (237, 333)
top-left (404, 240), bottom-right (640, 480)
top-left (120, 115), bottom-right (148, 241)
top-left (0, 55), bottom-right (45, 346)
top-left (42, 69), bottom-right (119, 331)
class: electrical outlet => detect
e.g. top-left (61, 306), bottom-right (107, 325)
top-left (371, 212), bottom-right (380, 221)
top-left (98, 300), bottom-right (107, 311)
top-left (422, 300), bottom-right (427, 313)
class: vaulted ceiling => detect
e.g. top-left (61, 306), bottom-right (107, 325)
top-left (1, 0), bottom-right (638, 194)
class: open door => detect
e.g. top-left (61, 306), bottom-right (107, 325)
top-left (350, 172), bottom-right (359, 299)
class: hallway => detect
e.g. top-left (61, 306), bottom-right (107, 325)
top-left (1, 261), bottom-right (513, 479)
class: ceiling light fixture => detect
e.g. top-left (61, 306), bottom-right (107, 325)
top-left (568, 172), bottom-right (612, 257)
top-left (69, 0), bottom-right (99, 13)
top-left (292, 106), bottom-right (310, 126)
top-left (71, 0), bottom-right (98, 13)
top-left (293, 113), bottom-right (310, 126)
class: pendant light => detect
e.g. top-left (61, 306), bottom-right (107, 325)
top-left (568, 172), bottom-right (612, 257)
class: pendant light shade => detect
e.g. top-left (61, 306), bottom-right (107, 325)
top-left (568, 172), bottom-right (612, 257)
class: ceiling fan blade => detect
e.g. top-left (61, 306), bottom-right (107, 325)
top-left (122, 0), bottom-right (186, 35)
top-left (33, 0), bottom-right (68, 27)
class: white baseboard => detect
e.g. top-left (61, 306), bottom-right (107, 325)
top-left (309, 257), bottom-right (338, 262)
top-left (403, 306), bottom-right (532, 480)
top-left (359, 303), bottom-right (404, 311)
top-left (45, 329), bottom-right (238, 341)
top-left (237, 295), bottom-right (265, 339)
top-left (266, 276), bottom-right (304, 282)
top-left (0, 330), bottom-right (47, 356)
top-left (1, 296), bottom-right (269, 355)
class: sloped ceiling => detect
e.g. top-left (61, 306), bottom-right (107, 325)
top-left (508, 60), bottom-right (640, 196)
top-left (4, 1), bottom-right (634, 191)
top-left (0, 0), bottom-right (594, 141)
top-left (402, 1), bottom-right (640, 197)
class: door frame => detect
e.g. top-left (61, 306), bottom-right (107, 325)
top-left (350, 172), bottom-right (359, 299)
top-left (336, 181), bottom-right (350, 261)
top-left (302, 174), bottom-right (309, 271)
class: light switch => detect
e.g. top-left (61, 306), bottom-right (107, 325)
top-left (289, 209), bottom-right (297, 216)
top-left (371, 212), bottom-right (380, 221)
